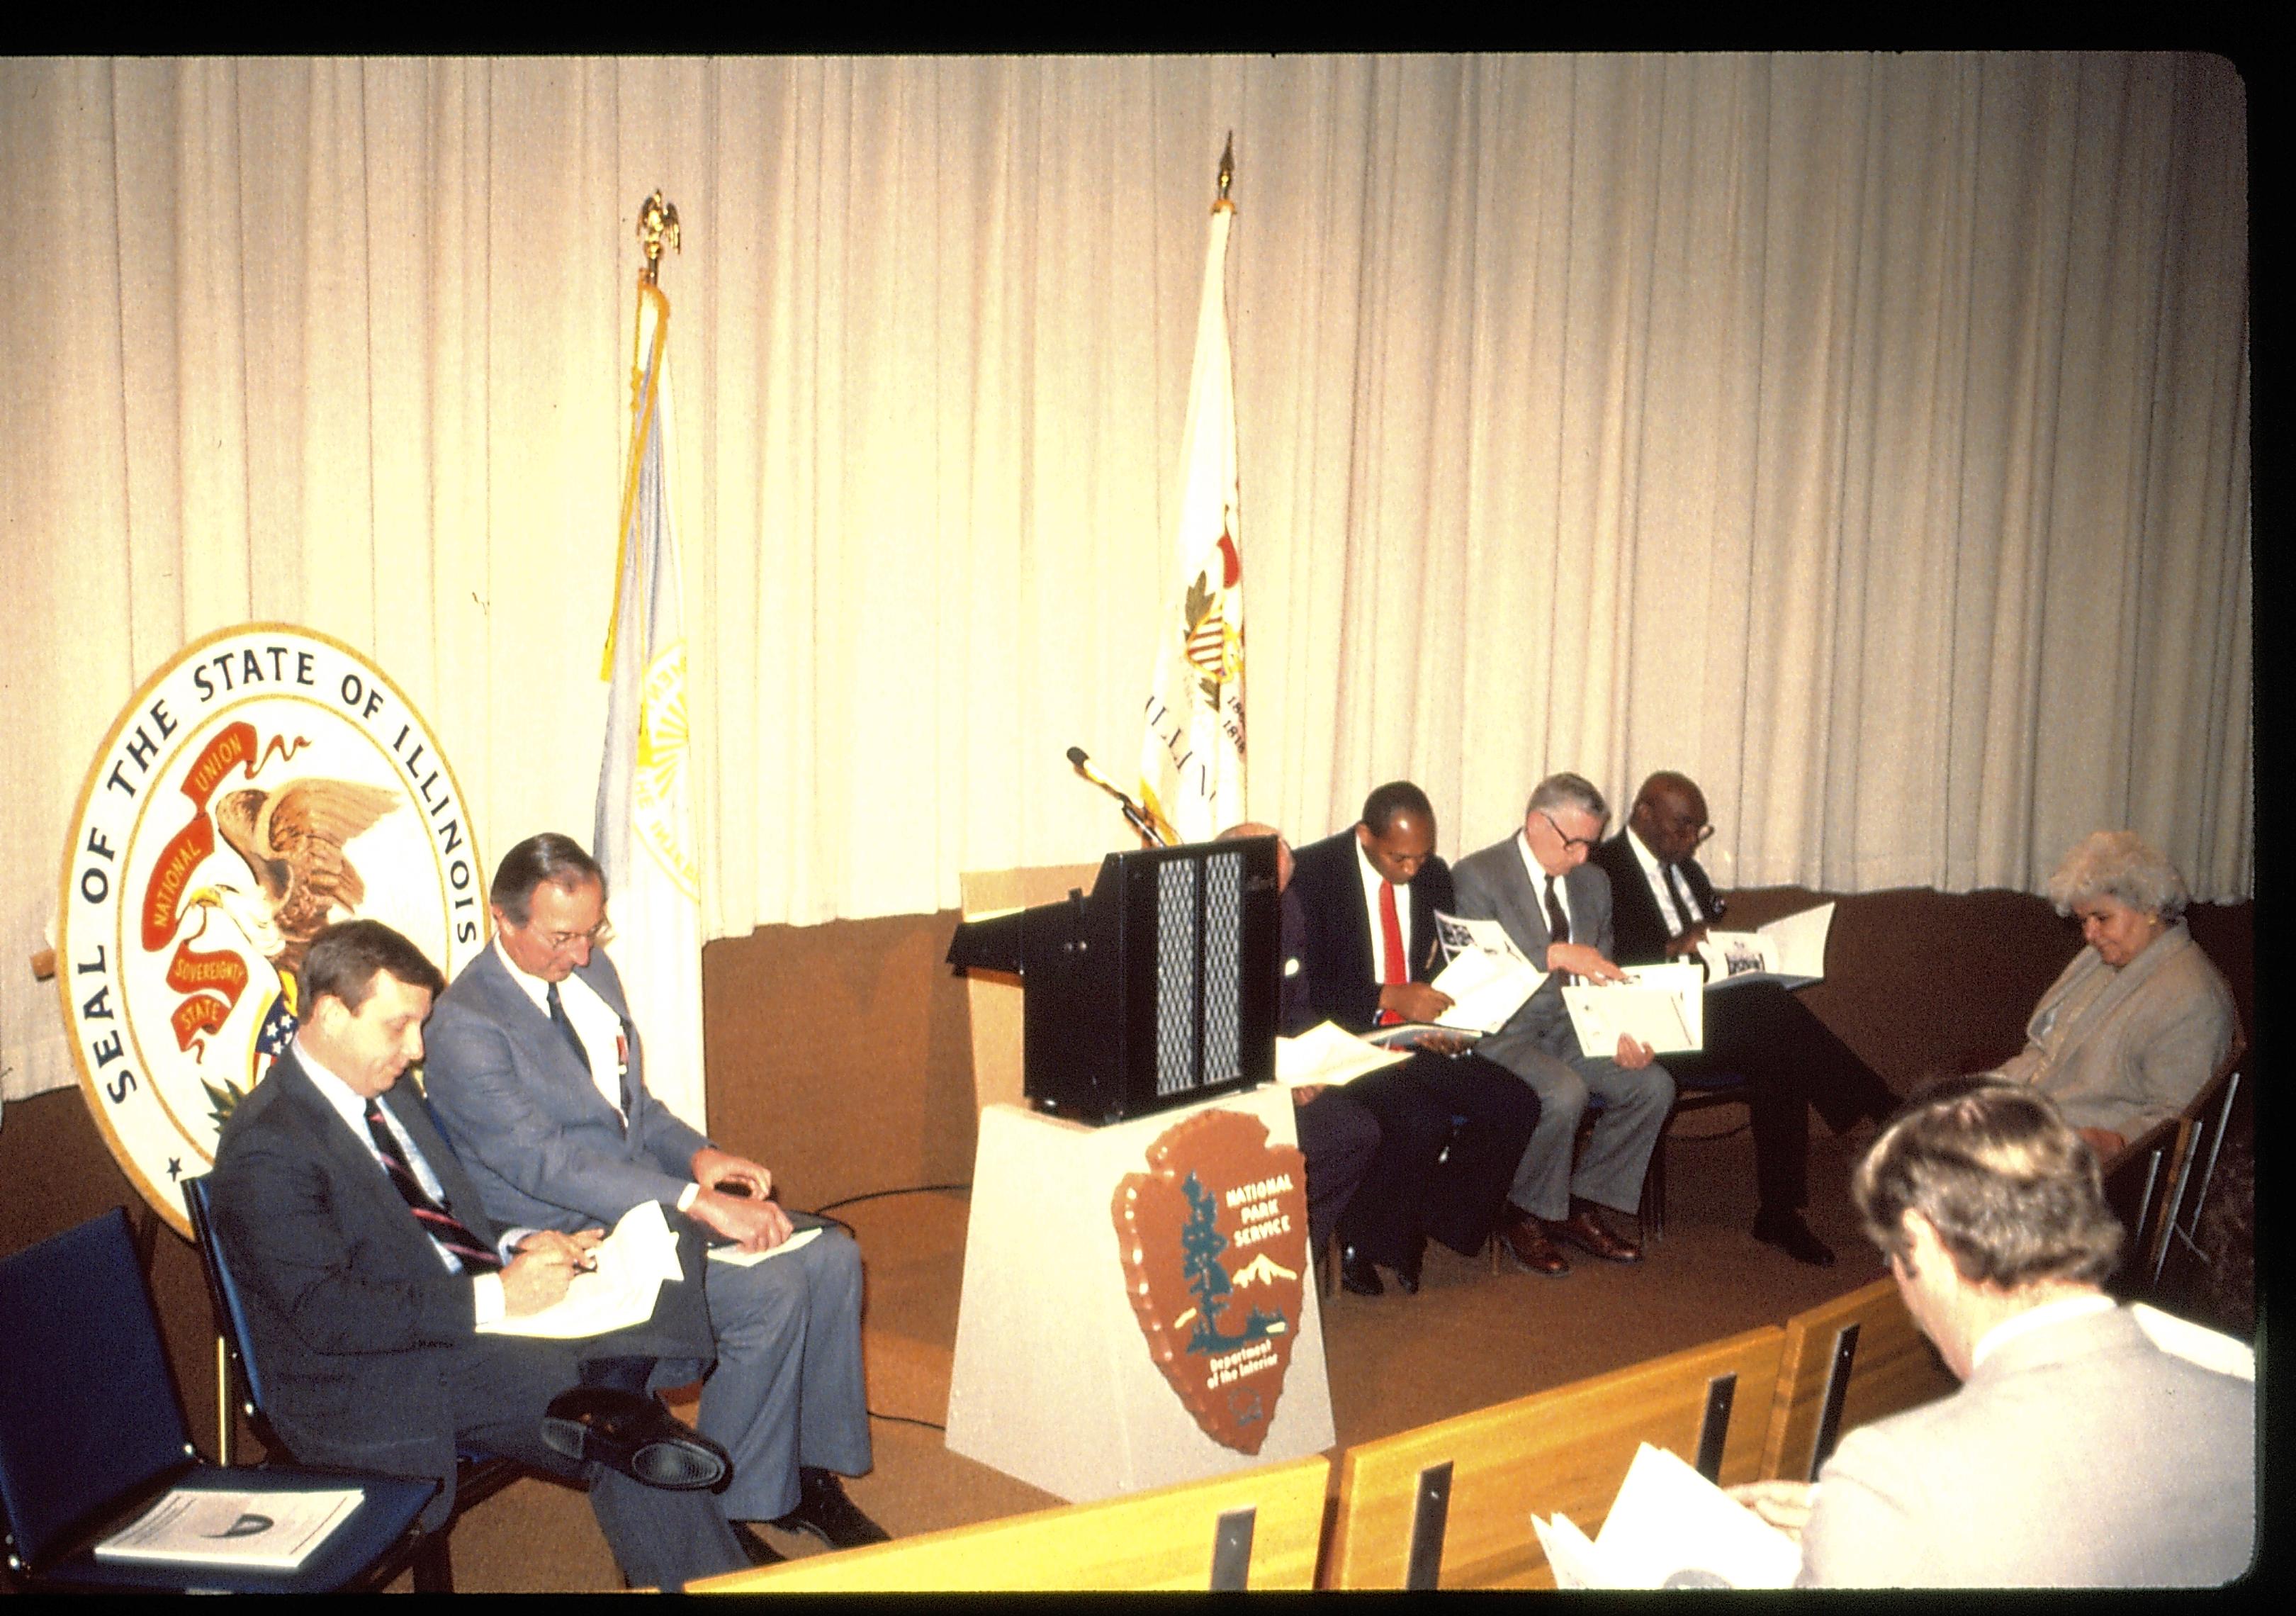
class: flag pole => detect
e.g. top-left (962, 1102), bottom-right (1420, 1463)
top-left (603, 194), bottom-right (680, 682)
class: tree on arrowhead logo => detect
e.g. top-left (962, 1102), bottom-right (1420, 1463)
top-left (1112, 1108), bottom-right (1310, 1455)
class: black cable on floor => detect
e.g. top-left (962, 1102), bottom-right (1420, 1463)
top-left (867, 1410), bottom-right (948, 1432)
top-left (806, 1184), bottom-right (971, 1436)
top-left (809, 1182), bottom-right (973, 1217)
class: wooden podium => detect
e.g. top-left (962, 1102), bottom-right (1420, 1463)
top-left (944, 1083), bottom-right (1336, 1504)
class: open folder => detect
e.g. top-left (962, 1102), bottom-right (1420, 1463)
top-left (477, 1200), bottom-right (684, 1340)
top-left (1531, 1442), bottom-right (1800, 1588)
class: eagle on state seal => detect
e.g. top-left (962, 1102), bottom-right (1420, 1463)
top-left (192, 777), bottom-right (401, 986)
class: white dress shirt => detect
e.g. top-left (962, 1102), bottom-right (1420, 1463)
top-left (1514, 829), bottom-right (1576, 942)
top-left (1354, 834), bottom-right (1414, 981)
top-left (1626, 824), bottom-right (1704, 938)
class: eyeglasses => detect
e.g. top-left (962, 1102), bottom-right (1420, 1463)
top-left (1537, 811), bottom-right (1602, 854)
top-left (536, 920), bottom-right (614, 953)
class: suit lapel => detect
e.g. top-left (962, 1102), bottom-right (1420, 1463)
top-left (1495, 846), bottom-right (1553, 957)
top-left (269, 1051), bottom-right (467, 1271)
top-left (471, 946), bottom-right (615, 1106)
top-left (1604, 838), bottom-right (1666, 948)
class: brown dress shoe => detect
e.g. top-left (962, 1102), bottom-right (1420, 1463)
top-left (1496, 1216), bottom-right (1572, 1277)
top-left (1546, 1208), bottom-right (1642, 1264)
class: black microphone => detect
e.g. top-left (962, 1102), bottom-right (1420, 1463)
top-left (1066, 747), bottom-right (1169, 847)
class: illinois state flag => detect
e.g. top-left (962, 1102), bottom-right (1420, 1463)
top-left (595, 279), bottom-right (709, 1133)
top-left (1139, 194), bottom-right (1245, 846)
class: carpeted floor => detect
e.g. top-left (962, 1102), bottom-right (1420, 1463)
top-left (380, 1106), bottom-right (1897, 1590)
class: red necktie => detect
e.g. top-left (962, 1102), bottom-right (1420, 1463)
top-left (1376, 880), bottom-right (1406, 1025)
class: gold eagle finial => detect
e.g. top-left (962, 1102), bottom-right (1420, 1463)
top-left (638, 190), bottom-right (681, 286)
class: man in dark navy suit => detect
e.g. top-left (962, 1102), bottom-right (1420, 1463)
top-left (1589, 772), bottom-right (1898, 1264)
top-left (1286, 782), bottom-right (1541, 1294)
top-left (208, 920), bottom-right (752, 1590)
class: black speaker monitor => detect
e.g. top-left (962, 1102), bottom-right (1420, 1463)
top-left (947, 836), bottom-right (1281, 1125)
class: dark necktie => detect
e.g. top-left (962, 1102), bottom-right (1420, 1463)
top-left (1663, 861), bottom-right (1698, 931)
top-left (364, 1097), bottom-right (502, 1273)
top-left (1545, 875), bottom-right (1574, 984)
top-left (550, 981), bottom-right (631, 1125)
top-left (547, 982), bottom-right (589, 1068)
top-left (1375, 880), bottom-right (1406, 1026)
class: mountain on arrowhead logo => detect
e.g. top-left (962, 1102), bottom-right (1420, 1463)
top-left (1113, 1107), bottom-right (1310, 1455)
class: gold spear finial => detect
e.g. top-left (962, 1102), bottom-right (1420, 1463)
top-left (637, 190), bottom-right (681, 286)
top-left (1215, 132), bottom-right (1234, 212)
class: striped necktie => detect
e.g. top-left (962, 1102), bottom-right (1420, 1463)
top-left (364, 1096), bottom-right (503, 1273)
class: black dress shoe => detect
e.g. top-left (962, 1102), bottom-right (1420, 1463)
top-left (1338, 1247), bottom-right (1384, 1296)
top-left (1753, 1208), bottom-right (1837, 1267)
top-left (731, 1521), bottom-right (786, 1566)
top-left (770, 1468), bottom-right (891, 1551)
top-left (541, 1386), bottom-right (731, 1491)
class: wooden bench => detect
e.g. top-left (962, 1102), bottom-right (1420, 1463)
top-left (1322, 1325), bottom-right (1785, 1588)
top-left (1758, 1276), bottom-right (1957, 1483)
top-left (685, 1454), bottom-right (1330, 1591)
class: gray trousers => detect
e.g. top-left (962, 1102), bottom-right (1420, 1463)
top-left (440, 1334), bottom-right (748, 1593)
top-left (1480, 1030), bottom-right (1675, 1222)
top-left (699, 1216), bottom-right (874, 1521)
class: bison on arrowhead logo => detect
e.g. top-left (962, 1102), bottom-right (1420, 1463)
top-left (1112, 1107), bottom-right (1310, 1455)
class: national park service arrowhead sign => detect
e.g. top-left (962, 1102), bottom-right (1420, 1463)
top-left (1113, 1106), bottom-right (1310, 1455)
top-left (55, 624), bottom-right (486, 1238)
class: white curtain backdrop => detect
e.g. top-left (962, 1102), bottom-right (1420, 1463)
top-left (2, 53), bottom-right (2251, 1105)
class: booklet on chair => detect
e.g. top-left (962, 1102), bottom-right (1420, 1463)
top-left (96, 1485), bottom-right (364, 1570)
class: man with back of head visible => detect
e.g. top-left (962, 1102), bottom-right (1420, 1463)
top-left (422, 834), bottom-right (882, 1560)
top-left (208, 919), bottom-right (751, 1591)
top-left (1731, 1078), bottom-right (2255, 1587)
top-left (1587, 770), bottom-right (1899, 1264)
top-left (1285, 782), bottom-right (1543, 1295)
top-left (1450, 773), bottom-right (1675, 1275)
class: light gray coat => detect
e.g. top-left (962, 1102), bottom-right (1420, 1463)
top-left (1801, 1303), bottom-right (2255, 1586)
top-left (1995, 923), bottom-right (2236, 1139)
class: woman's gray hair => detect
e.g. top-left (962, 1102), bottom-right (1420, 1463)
top-left (2044, 830), bottom-right (2189, 921)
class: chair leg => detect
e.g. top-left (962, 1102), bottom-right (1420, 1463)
top-left (1643, 1137), bottom-right (1667, 1242)
top-left (412, 1528), bottom-right (455, 1593)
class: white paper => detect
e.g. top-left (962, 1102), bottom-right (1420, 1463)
top-left (1622, 963), bottom-right (1705, 1048)
top-left (1275, 1021), bottom-right (1413, 1087)
top-left (478, 1199), bottom-right (684, 1339)
top-left (707, 1224), bottom-right (824, 1268)
top-left (1529, 1443), bottom-right (1800, 1589)
top-left (1530, 1509), bottom-right (1606, 1589)
top-left (1429, 910), bottom-right (1548, 1032)
top-left (1563, 978), bottom-right (1698, 1056)
top-left (96, 1486), bottom-right (364, 1569)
